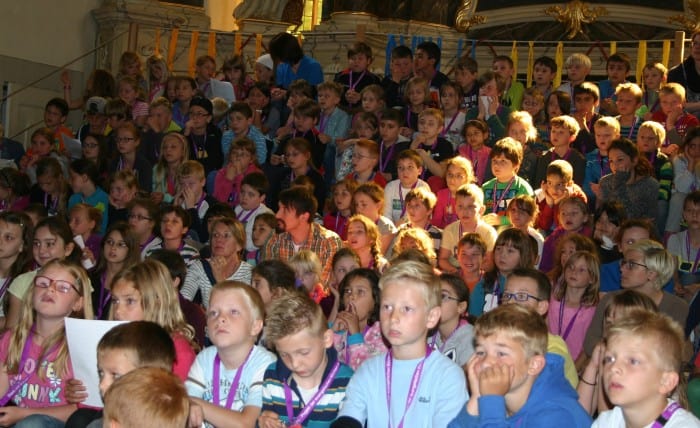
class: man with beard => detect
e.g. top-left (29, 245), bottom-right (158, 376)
top-left (262, 186), bottom-right (342, 283)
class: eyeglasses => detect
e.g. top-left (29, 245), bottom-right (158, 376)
top-left (128, 214), bottom-right (152, 222)
top-left (116, 137), bottom-right (135, 143)
top-left (34, 275), bottom-right (80, 294)
top-left (620, 259), bottom-right (648, 270)
top-left (441, 292), bottom-right (461, 303)
top-left (105, 238), bottom-right (128, 248)
top-left (500, 291), bottom-right (542, 303)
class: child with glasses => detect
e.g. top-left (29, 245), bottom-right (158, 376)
top-left (0, 259), bottom-right (93, 427)
top-left (499, 268), bottom-right (581, 389)
top-left (429, 273), bottom-right (474, 368)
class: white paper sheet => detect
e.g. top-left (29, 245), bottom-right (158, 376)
top-left (65, 318), bottom-right (125, 408)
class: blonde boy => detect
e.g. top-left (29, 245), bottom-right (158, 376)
top-left (334, 261), bottom-right (467, 428)
top-left (449, 303), bottom-right (591, 427)
top-left (556, 53), bottom-right (592, 113)
top-left (186, 281), bottom-right (276, 428)
top-left (176, 160), bottom-right (217, 242)
top-left (439, 184), bottom-right (497, 274)
top-left (411, 108), bottom-right (455, 179)
top-left (383, 149), bottom-right (430, 223)
top-left (652, 82), bottom-right (700, 156)
top-left (103, 367), bottom-right (189, 428)
top-left (534, 116), bottom-right (585, 186)
top-left (641, 62), bottom-right (667, 118)
top-left (483, 137), bottom-right (534, 225)
top-left (583, 116), bottom-right (620, 204)
top-left (615, 83), bottom-right (643, 140)
top-left (259, 291), bottom-right (353, 427)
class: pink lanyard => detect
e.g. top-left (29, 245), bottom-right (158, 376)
top-left (212, 346), bottom-right (254, 409)
top-left (284, 360), bottom-right (340, 427)
top-left (385, 347), bottom-right (432, 428)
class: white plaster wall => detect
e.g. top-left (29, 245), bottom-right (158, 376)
top-left (205, 0), bottom-right (242, 31)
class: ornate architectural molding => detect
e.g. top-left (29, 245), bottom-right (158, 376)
top-left (544, 1), bottom-right (608, 39)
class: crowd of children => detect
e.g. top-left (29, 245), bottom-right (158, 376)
top-left (2, 30), bottom-right (700, 427)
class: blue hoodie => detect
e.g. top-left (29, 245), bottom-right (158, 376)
top-left (448, 353), bottom-right (592, 428)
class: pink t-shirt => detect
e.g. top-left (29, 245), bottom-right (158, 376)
top-left (0, 330), bottom-right (72, 408)
top-left (433, 188), bottom-right (458, 229)
top-left (172, 332), bottom-right (196, 382)
top-left (547, 299), bottom-right (596, 360)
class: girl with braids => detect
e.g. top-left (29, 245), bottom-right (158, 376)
top-left (345, 214), bottom-right (388, 273)
top-left (0, 259), bottom-right (93, 426)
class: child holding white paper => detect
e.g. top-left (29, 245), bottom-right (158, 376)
top-left (0, 259), bottom-right (93, 427)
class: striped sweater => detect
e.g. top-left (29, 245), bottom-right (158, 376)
top-left (261, 348), bottom-right (353, 427)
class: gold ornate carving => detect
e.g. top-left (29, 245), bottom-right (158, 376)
top-left (544, 0), bottom-right (608, 39)
top-left (455, 0), bottom-right (486, 32)
top-left (668, 0), bottom-right (700, 32)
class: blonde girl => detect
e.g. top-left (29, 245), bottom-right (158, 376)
top-left (401, 76), bottom-right (431, 136)
top-left (152, 132), bottom-right (189, 204)
top-left (547, 250), bottom-right (600, 362)
top-left (458, 119), bottom-right (491, 185)
top-left (146, 55), bottom-right (170, 102)
top-left (507, 111), bottom-right (539, 183)
top-left (391, 227), bottom-right (436, 265)
top-left (68, 203), bottom-right (102, 266)
top-left (109, 259), bottom-right (197, 380)
top-left (117, 51), bottom-right (147, 94)
top-left (506, 195), bottom-right (544, 265)
top-left (360, 84), bottom-right (385, 118)
top-left (346, 214), bottom-right (387, 273)
top-left (0, 259), bottom-right (92, 426)
top-left (33, 157), bottom-right (69, 218)
top-left (593, 310), bottom-right (697, 426)
top-left (352, 182), bottom-right (397, 253)
top-left (547, 232), bottom-right (597, 285)
top-left (288, 250), bottom-right (334, 318)
top-left (433, 156), bottom-right (474, 228)
top-left (117, 76), bottom-right (148, 127)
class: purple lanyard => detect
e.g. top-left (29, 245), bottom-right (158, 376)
top-left (379, 141), bottom-right (396, 173)
top-left (405, 107), bottom-right (412, 129)
top-left (492, 177), bottom-right (515, 214)
top-left (212, 346), bottom-right (254, 409)
top-left (685, 232), bottom-right (700, 272)
top-left (399, 182), bottom-right (418, 218)
top-left (385, 347), bottom-right (432, 428)
top-left (140, 234), bottom-right (156, 251)
top-left (348, 71), bottom-right (366, 92)
top-left (626, 116), bottom-right (640, 139)
top-left (237, 207), bottom-right (258, 224)
top-left (440, 114), bottom-right (459, 138)
top-left (43, 193), bottom-right (58, 213)
top-left (319, 114), bottom-right (329, 134)
top-left (652, 401), bottom-right (682, 427)
top-left (644, 92), bottom-right (660, 113)
top-left (598, 153), bottom-right (610, 178)
top-left (96, 272), bottom-right (111, 319)
top-left (195, 192), bottom-right (207, 213)
top-left (0, 331), bottom-right (56, 406)
top-left (334, 214), bottom-right (347, 237)
top-left (284, 360), bottom-right (340, 426)
top-left (430, 319), bottom-right (466, 352)
top-left (557, 301), bottom-right (583, 341)
top-left (0, 277), bottom-right (12, 301)
top-left (551, 148), bottom-right (571, 162)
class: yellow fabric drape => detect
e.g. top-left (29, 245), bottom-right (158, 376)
top-left (234, 32), bottom-right (242, 55)
top-left (636, 40), bottom-right (647, 85)
top-left (662, 39), bottom-right (671, 68)
top-left (208, 32), bottom-right (216, 57)
top-left (154, 29), bottom-right (161, 57)
top-left (255, 34), bottom-right (263, 58)
top-left (167, 28), bottom-right (179, 71)
top-left (610, 41), bottom-right (617, 55)
top-left (527, 41), bottom-right (535, 88)
top-left (554, 42), bottom-right (564, 88)
top-left (511, 41), bottom-right (518, 85)
top-left (188, 31), bottom-right (200, 77)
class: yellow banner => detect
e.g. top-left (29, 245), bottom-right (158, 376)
top-left (166, 28), bottom-right (179, 71)
top-left (188, 31), bottom-right (200, 77)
